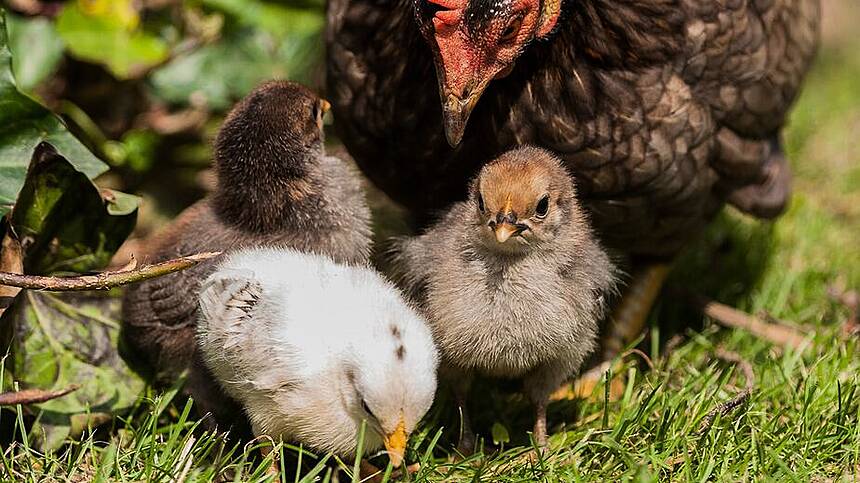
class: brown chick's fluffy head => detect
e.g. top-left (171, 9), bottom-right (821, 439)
top-left (213, 81), bottom-right (331, 233)
top-left (471, 146), bottom-right (579, 252)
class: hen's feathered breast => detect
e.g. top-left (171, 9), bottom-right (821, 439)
top-left (326, 0), bottom-right (820, 256)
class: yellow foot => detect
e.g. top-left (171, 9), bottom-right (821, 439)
top-left (551, 263), bottom-right (671, 402)
top-left (602, 263), bottom-right (671, 359)
top-left (550, 361), bottom-right (625, 402)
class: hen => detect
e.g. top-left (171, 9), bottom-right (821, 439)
top-left (327, 0), bottom-right (820, 367)
top-left (326, 0), bottom-right (820, 256)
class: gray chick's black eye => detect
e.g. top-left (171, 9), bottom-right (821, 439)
top-left (535, 195), bottom-right (550, 218)
top-left (477, 193), bottom-right (485, 212)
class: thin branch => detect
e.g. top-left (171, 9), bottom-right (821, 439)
top-left (688, 293), bottom-right (806, 350)
top-left (0, 252), bottom-right (221, 291)
top-left (695, 348), bottom-right (754, 436)
top-left (0, 385), bottom-right (80, 406)
top-left (828, 284), bottom-right (859, 335)
top-left (621, 347), bottom-right (655, 370)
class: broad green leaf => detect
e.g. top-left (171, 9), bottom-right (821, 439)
top-left (10, 143), bottom-right (139, 274)
top-left (0, 10), bottom-right (108, 216)
top-left (6, 13), bottom-right (64, 92)
top-left (7, 290), bottom-right (144, 450)
top-left (149, 27), bottom-right (321, 109)
top-left (55, 2), bottom-right (168, 79)
top-left (202, 0), bottom-right (323, 37)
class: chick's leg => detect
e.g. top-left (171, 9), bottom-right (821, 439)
top-left (554, 262), bottom-right (671, 401)
top-left (523, 363), bottom-right (569, 449)
top-left (442, 365), bottom-right (475, 455)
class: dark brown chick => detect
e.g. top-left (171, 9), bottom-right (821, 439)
top-left (122, 81), bottom-right (372, 431)
top-left (388, 146), bottom-right (616, 450)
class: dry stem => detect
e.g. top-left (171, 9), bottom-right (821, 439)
top-left (0, 252), bottom-right (220, 291)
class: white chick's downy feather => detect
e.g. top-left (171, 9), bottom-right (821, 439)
top-left (196, 247), bottom-right (438, 459)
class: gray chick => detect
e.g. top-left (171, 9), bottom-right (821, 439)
top-left (122, 81), bottom-right (372, 432)
top-left (388, 146), bottom-right (616, 450)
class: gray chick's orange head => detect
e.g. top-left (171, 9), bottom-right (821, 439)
top-left (471, 146), bottom-right (577, 252)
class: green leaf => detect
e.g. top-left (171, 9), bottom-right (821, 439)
top-left (149, 27), bottom-right (321, 109)
top-left (55, 2), bottom-right (168, 79)
top-left (202, 0), bottom-right (323, 37)
top-left (6, 13), bottom-right (64, 92)
top-left (491, 421), bottom-right (511, 445)
top-left (10, 143), bottom-right (139, 274)
top-left (7, 290), bottom-right (144, 451)
top-left (0, 10), bottom-right (108, 216)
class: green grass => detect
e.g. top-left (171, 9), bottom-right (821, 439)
top-left (3, 8), bottom-right (860, 483)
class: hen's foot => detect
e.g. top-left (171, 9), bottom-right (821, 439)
top-left (553, 263), bottom-right (670, 401)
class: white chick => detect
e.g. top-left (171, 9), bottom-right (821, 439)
top-left (196, 247), bottom-right (438, 467)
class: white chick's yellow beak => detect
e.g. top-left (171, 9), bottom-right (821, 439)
top-left (383, 415), bottom-right (407, 467)
top-left (494, 222), bottom-right (519, 243)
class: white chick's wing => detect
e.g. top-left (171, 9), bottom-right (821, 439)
top-left (198, 270), bottom-right (262, 352)
top-left (198, 268), bottom-right (301, 395)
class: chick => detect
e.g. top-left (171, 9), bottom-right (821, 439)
top-left (389, 146), bottom-right (616, 450)
top-left (122, 81), bottom-right (372, 430)
top-left (197, 247), bottom-right (438, 466)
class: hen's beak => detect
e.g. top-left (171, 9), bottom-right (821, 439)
top-left (442, 90), bottom-right (483, 147)
top-left (383, 416), bottom-right (407, 467)
top-left (494, 222), bottom-right (520, 243)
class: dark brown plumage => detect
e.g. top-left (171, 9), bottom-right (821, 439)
top-left (121, 81), bottom-right (372, 430)
top-left (326, 0), bottom-right (821, 257)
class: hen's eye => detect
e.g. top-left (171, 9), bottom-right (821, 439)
top-left (535, 195), bottom-right (550, 218)
top-left (500, 16), bottom-right (522, 43)
top-left (477, 193), bottom-right (485, 212)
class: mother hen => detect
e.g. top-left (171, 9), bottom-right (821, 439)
top-left (326, 0), bottom-right (820, 366)
top-left (327, 0), bottom-right (819, 250)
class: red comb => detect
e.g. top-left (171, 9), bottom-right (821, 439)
top-left (428, 0), bottom-right (466, 10)
top-left (428, 0), bottom-right (464, 27)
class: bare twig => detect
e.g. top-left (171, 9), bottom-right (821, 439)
top-left (695, 348), bottom-right (754, 436)
top-left (688, 293), bottom-right (806, 350)
top-left (0, 385), bottom-right (80, 406)
top-left (0, 252), bottom-right (221, 291)
top-left (714, 348), bottom-right (755, 388)
top-left (663, 334), bottom-right (686, 357)
top-left (621, 348), bottom-right (655, 370)
top-left (828, 284), bottom-right (859, 335)
top-left (116, 255), bottom-right (139, 273)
